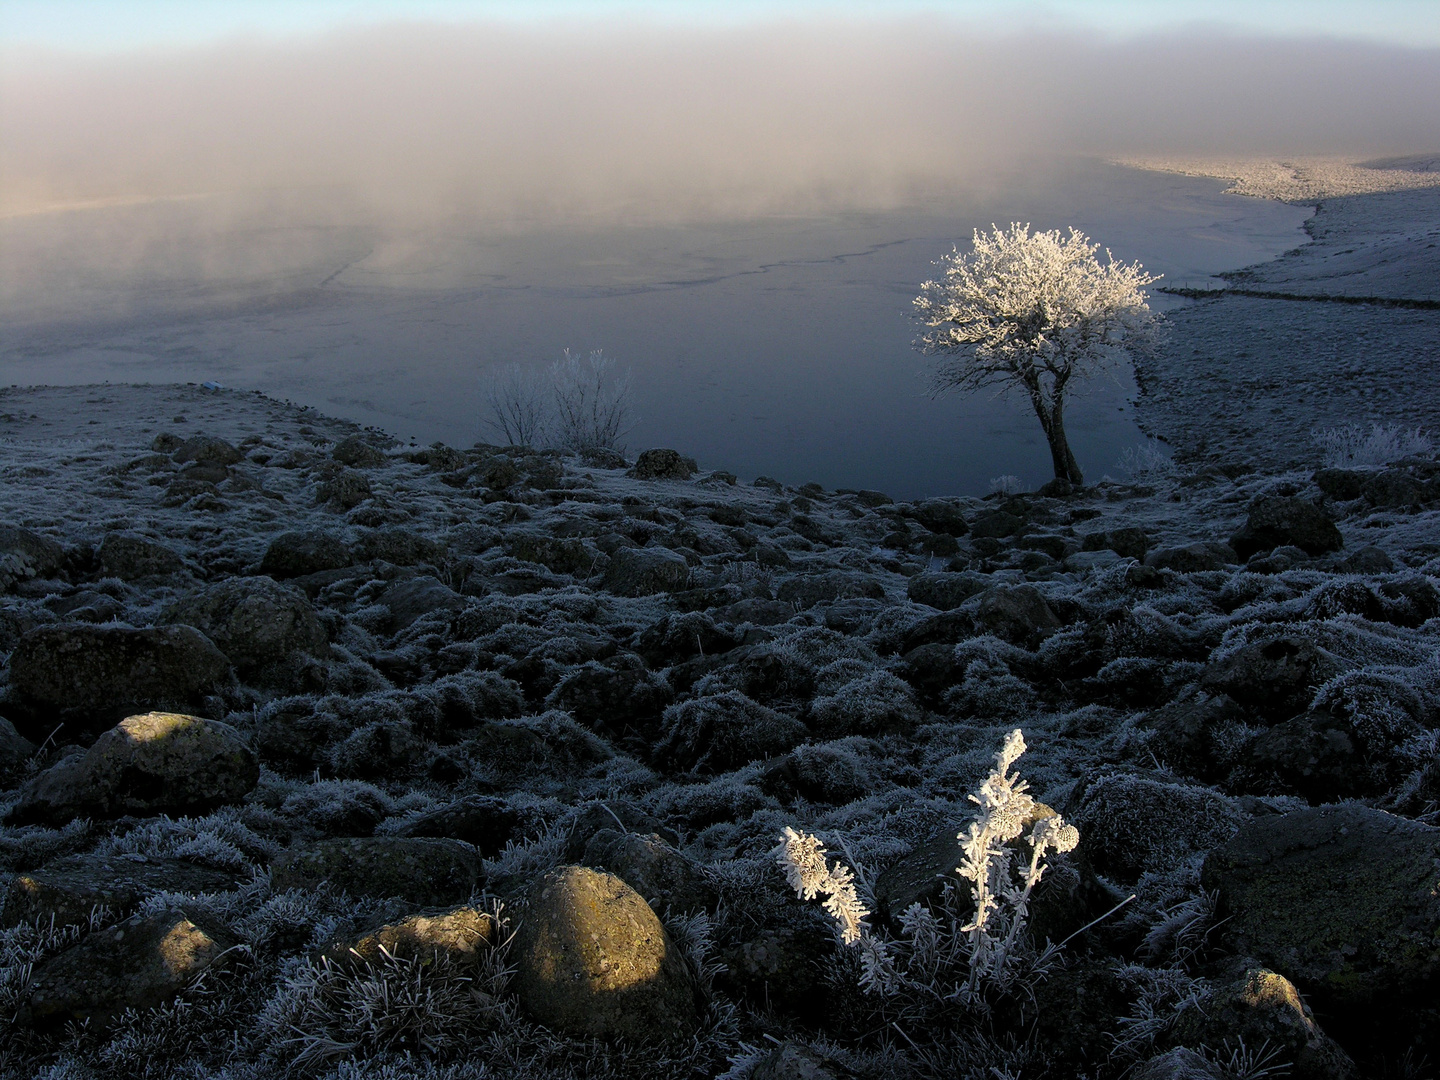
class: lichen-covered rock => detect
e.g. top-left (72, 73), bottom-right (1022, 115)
top-left (511, 866), bottom-right (701, 1042)
top-left (1130, 1048), bottom-right (1223, 1080)
top-left (270, 836), bottom-right (482, 905)
top-left (9, 624), bottom-right (231, 738)
top-left (776, 571), bottom-right (886, 609)
top-left (658, 691), bottom-right (806, 773)
top-left (378, 575), bottom-right (465, 632)
top-left (1230, 496), bottom-right (1344, 562)
top-left (20, 909), bottom-right (236, 1028)
top-left (601, 546), bottom-right (691, 596)
top-left (316, 468), bottom-right (372, 510)
top-left (259, 530), bottom-right (353, 578)
top-left (0, 525), bottom-right (66, 588)
top-left (1144, 542), bottom-right (1236, 572)
top-left (545, 653), bottom-right (673, 739)
top-left (394, 794), bottom-right (524, 856)
top-left (162, 576), bottom-right (329, 685)
top-left (172, 434), bottom-right (243, 467)
top-left (969, 584), bottom-right (1062, 647)
top-left (322, 904), bottom-right (495, 968)
top-left (97, 533), bottom-right (186, 581)
top-left (6, 712), bottom-right (259, 825)
top-left (1200, 634), bottom-right (1344, 721)
top-left (627, 448), bottom-right (697, 481)
top-left (1201, 804), bottom-right (1440, 1011)
top-left (1081, 526), bottom-right (1151, 561)
top-left (2, 854), bottom-right (239, 929)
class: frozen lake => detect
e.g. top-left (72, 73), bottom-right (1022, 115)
top-left (0, 158), bottom-right (1309, 498)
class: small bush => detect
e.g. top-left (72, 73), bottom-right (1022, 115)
top-left (1312, 422), bottom-right (1432, 468)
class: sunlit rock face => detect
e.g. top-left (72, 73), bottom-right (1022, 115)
top-left (511, 866), bottom-right (701, 1042)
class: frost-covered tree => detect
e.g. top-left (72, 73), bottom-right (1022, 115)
top-left (913, 223), bottom-right (1160, 486)
top-left (481, 362), bottom-right (550, 446)
top-left (549, 348), bottom-right (635, 454)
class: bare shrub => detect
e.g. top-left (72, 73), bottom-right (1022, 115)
top-left (1312, 422), bottom-right (1432, 468)
top-left (549, 349), bottom-right (635, 453)
top-left (480, 363), bottom-right (550, 447)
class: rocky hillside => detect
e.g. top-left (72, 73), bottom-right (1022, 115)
top-left (1, 384), bottom-right (1438, 1080)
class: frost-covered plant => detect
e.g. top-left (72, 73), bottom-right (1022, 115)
top-left (775, 729), bottom-right (1080, 1017)
top-left (480, 362), bottom-right (550, 447)
top-left (989, 475), bottom-right (1023, 496)
top-left (549, 349), bottom-right (634, 453)
top-left (1312, 422), bottom-right (1433, 468)
top-left (1117, 437), bottom-right (1177, 481)
top-left (915, 224), bottom-right (1160, 485)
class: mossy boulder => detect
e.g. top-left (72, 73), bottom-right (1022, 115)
top-left (270, 837), bottom-right (482, 905)
top-left (322, 904), bottom-right (496, 968)
top-left (162, 576), bottom-right (329, 685)
top-left (511, 866), bottom-right (701, 1042)
top-left (6, 712), bottom-right (259, 825)
top-left (2, 854), bottom-right (239, 929)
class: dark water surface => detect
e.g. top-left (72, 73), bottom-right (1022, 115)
top-left (1, 159), bottom-right (1309, 497)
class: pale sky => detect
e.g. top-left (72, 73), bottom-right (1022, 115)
top-left (5, 1), bottom-right (1440, 52)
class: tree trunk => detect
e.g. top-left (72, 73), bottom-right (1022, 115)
top-left (1027, 384), bottom-right (1085, 486)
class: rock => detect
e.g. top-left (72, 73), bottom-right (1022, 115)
top-left (545, 653), bottom-right (673, 740)
top-left (1069, 772), bottom-right (1244, 883)
top-left (97, 533), bottom-right (185, 581)
top-left (162, 576), bottom-right (329, 685)
top-left (1144, 542), bottom-right (1236, 572)
top-left (635, 611), bottom-right (740, 667)
top-left (1338, 545), bottom-right (1394, 574)
top-left (8, 624), bottom-right (232, 739)
top-left (627, 448), bottom-right (697, 481)
top-left (171, 435), bottom-right (243, 467)
top-left (970, 510), bottom-right (1023, 539)
top-left (0, 526), bottom-right (65, 591)
top-left (0, 717), bottom-right (37, 786)
top-left (1081, 526), bottom-right (1151, 560)
top-left (20, 909), bottom-right (237, 1028)
top-left (316, 469), bottom-right (372, 510)
top-left (331, 434), bottom-right (388, 468)
top-left (259, 530), bottom-right (353, 578)
top-left (905, 571), bottom-right (988, 611)
top-left (897, 641), bottom-right (964, 703)
top-left (379, 576), bottom-right (465, 632)
top-left (1200, 634), bottom-right (1343, 722)
top-left (6, 712), bottom-right (259, 826)
top-left (2, 854), bottom-right (239, 929)
top-left (601, 546), bottom-right (691, 596)
top-left (1172, 964), bottom-right (1358, 1080)
top-left (581, 830), bottom-right (717, 915)
top-left (1201, 804), bottom-right (1440, 1012)
top-left (658, 691), bottom-right (806, 773)
top-left (1313, 468), bottom-right (1365, 501)
top-left (353, 528), bottom-right (446, 567)
top-left (1362, 469), bottom-right (1430, 508)
top-left (580, 446), bottom-right (627, 469)
top-left (510, 866), bottom-right (701, 1042)
top-left (776, 571), bottom-right (886, 609)
top-left (970, 584), bottom-right (1062, 647)
top-left (1233, 705), bottom-right (1420, 803)
top-left (749, 1042), bottom-right (850, 1080)
top-left (1065, 549), bottom-right (1122, 573)
top-left (394, 794), bottom-right (524, 856)
top-left (322, 904), bottom-right (496, 968)
top-left (906, 498), bottom-right (970, 537)
top-left (1139, 691), bottom-right (1249, 783)
top-left (506, 534), bottom-right (592, 575)
top-left (1230, 497), bottom-right (1344, 562)
top-left (270, 837), bottom-right (482, 905)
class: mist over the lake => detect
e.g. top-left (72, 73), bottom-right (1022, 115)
top-left (4, 14), bottom-right (1440, 495)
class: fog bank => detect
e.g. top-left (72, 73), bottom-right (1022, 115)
top-left (4, 18), bottom-right (1440, 226)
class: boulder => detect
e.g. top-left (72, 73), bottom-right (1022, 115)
top-left (905, 572), bottom-right (989, 611)
top-left (1338, 545), bottom-right (1395, 574)
top-left (1201, 805), bottom-right (1440, 1012)
top-left (511, 866), bottom-right (701, 1042)
top-left (394, 794), bottom-right (524, 856)
top-left (331, 434), bottom-right (388, 468)
top-left (545, 653), bottom-right (673, 739)
top-left (1081, 526), bottom-right (1151, 561)
top-left (658, 691), bottom-right (806, 773)
top-left (322, 904), bottom-right (495, 968)
top-left (2, 853), bottom-right (239, 929)
top-left (259, 530), bottom-right (353, 578)
top-left (1130, 1049), bottom-right (1223, 1080)
top-left (316, 469), bottom-right (372, 510)
top-left (749, 1043), bottom-right (849, 1080)
top-left (0, 717), bottom-right (37, 787)
top-left (1313, 468), bottom-right (1365, 501)
top-left (581, 830), bottom-right (718, 915)
top-left (776, 571), bottom-right (886, 609)
top-left (628, 448), bottom-right (697, 481)
top-left (6, 712), bottom-right (259, 826)
top-left (97, 533), bottom-right (185, 581)
top-left (270, 837), bottom-right (482, 905)
top-left (8, 624), bottom-right (232, 739)
top-left (171, 435), bottom-right (243, 467)
top-left (0, 526), bottom-right (66, 592)
top-left (20, 909), bottom-right (237, 1028)
top-left (378, 576), bottom-right (465, 632)
top-left (162, 576), bottom-right (329, 684)
top-left (353, 528), bottom-right (446, 567)
top-left (1200, 634), bottom-right (1343, 722)
top-left (1144, 542), bottom-right (1236, 572)
top-left (970, 584), bottom-right (1062, 647)
top-left (601, 546), bottom-right (691, 596)
top-left (906, 497), bottom-right (970, 537)
top-left (809, 671), bottom-right (921, 737)
top-left (506, 534), bottom-right (592, 575)
top-left (1230, 497), bottom-right (1344, 562)
top-left (969, 510), bottom-right (1023, 539)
